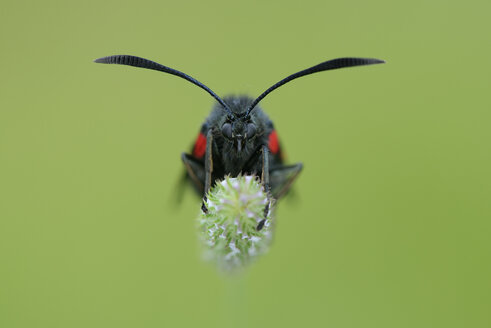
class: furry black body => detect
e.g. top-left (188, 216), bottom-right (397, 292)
top-left (181, 95), bottom-right (297, 199)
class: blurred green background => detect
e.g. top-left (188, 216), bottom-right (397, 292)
top-left (1, 0), bottom-right (490, 327)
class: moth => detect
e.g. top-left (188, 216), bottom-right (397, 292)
top-left (95, 55), bottom-right (384, 227)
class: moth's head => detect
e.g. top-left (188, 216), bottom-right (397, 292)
top-left (219, 96), bottom-right (258, 153)
top-left (221, 117), bottom-right (257, 153)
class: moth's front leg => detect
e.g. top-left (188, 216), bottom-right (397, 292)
top-left (257, 145), bottom-right (271, 231)
top-left (202, 130), bottom-right (214, 213)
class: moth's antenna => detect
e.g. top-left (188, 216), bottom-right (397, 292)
top-left (246, 57), bottom-right (385, 116)
top-left (94, 55), bottom-right (233, 116)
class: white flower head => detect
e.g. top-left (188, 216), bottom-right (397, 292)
top-left (198, 175), bottom-right (275, 271)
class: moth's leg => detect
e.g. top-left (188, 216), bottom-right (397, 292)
top-left (202, 130), bottom-right (214, 213)
top-left (261, 145), bottom-right (270, 194)
top-left (204, 130), bottom-right (214, 194)
top-left (257, 145), bottom-right (271, 231)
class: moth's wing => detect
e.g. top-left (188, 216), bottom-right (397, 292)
top-left (173, 168), bottom-right (190, 207)
top-left (269, 163), bottom-right (303, 199)
top-left (181, 153), bottom-right (206, 195)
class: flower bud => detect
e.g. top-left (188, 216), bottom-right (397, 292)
top-left (198, 175), bottom-right (274, 271)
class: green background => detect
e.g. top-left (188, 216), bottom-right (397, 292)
top-left (1, 0), bottom-right (490, 327)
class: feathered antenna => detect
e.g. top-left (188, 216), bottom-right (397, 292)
top-left (245, 57), bottom-right (385, 116)
top-left (94, 55), bottom-right (233, 117)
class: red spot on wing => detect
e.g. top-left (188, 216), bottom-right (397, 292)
top-left (268, 130), bottom-right (280, 155)
top-left (192, 132), bottom-right (207, 158)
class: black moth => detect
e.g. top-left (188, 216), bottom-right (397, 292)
top-left (94, 55), bottom-right (384, 228)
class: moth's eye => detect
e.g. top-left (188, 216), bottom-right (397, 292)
top-left (221, 123), bottom-right (232, 138)
top-left (246, 123), bottom-right (256, 138)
